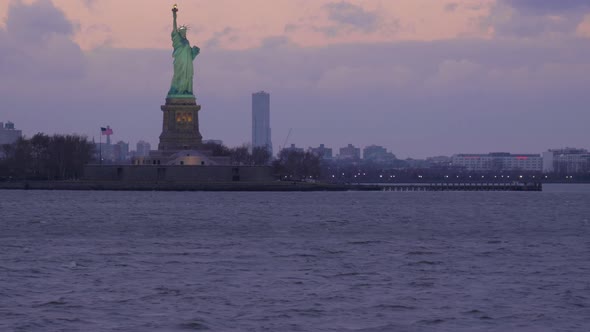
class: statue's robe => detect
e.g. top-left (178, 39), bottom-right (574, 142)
top-left (168, 30), bottom-right (200, 96)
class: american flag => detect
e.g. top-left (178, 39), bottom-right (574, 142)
top-left (101, 127), bottom-right (113, 135)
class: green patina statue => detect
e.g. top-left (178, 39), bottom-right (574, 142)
top-left (168, 4), bottom-right (200, 97)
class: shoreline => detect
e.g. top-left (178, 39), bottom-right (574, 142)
top-left (0, 181), bottom-right (546, 192)
top-left (0, 181), bottom-right (369, 192)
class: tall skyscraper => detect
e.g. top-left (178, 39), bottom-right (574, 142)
top-left (252, 91), bottom-right (272, 155)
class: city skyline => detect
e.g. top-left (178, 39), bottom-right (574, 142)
top-left (1, 0), bottom-right (590, 158)
top-left (5, 119), bottom-right (587, 163)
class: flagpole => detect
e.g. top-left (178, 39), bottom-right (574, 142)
top-left (99, 128), bottom-right (102, 165)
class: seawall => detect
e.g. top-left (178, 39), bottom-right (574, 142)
top-left (0, 181), bottom-right (363, 192)
top-left (0, 181), bottom-right (542, 192)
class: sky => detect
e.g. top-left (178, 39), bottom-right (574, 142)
top-left (0, 0), bottom-right (589, 158)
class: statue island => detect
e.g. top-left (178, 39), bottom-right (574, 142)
top-left (158, 4), bottom-right (203, 152)
top-left (83, 5), bottom-right (275, 185)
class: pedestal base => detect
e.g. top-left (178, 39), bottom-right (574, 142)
top-left (158, 97), bottom-right (203, 151)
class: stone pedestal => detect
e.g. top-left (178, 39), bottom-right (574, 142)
top-left (158, 97), bottom-right (203, 151)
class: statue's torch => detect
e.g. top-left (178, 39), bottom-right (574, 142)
top-left (172, 4), bottom-right (178, 13)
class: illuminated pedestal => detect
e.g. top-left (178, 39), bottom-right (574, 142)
top-left (158, 97), bottom-right (203, 151)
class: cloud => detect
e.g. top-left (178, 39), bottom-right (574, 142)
top-left (316, 64), bottom-right (415, 93)
top-left (485, 1), bottom-right (588, 37)
top-left (86, 23), bottom-right (111, 34)
top-left (324, 1), bottom-right (379, 32)
top-left (284, 23), bottom-right (298, 34)
top-left (309, 1), bottom-right (400, 39)
top-left (312, 1), bottom-right (388, 37)
top-left (444, 2), bottom-right (486, 13)
top-left (0, 0), bottom-right (85, 79)
top-left (576, 14), bottom-right (590, 37)
top-left (259, 36), bottom-right (291, 49)
top-left (83, 0), bottom-right (97, 8)
top-left (5, 0), bottom-right (74, 41)
top-left (445, 3), bottom-right (459, 12)
top-left (312, 25), bottom-right (340, 38)
top-left (500, 0), bottom-right (590, 14)
top-left (425, 59), bottom-right (483, 90)
top-left (205, 26), bottom-right (239, 48)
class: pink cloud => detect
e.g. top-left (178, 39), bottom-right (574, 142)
top-left (0, 0), bottom-right (495, 50)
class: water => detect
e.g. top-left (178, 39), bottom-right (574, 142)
top-left (1, 185), bottom-right (589, 331)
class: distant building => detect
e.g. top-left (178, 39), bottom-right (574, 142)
top-left (113, 141), bottom-right (130, 162)
top-left (282, 144), bottom-right (304, 154)
top-left (252, 91), bottom-right (272, 155)
top-left (167, 150), bottom-right (216, 166)
top-left (0, 121), bottom-right (22, 146)
top-left (203, 139), bottom-right (224, 146)
top-left (451, 152), bottom-right (542, 171)
top-left (543, 148), bottom-right (590, 173)
top-left (426, 156), bottom-right (452, 167)
top-left (338, 144), bottom-right (361, 160)
top-left (95, 125), bottom-right (115, 162)
top-left (95, 143), bottom-right (113, 162)
top-left (309, 144), bottom-right (333, 159)
top-left (136, 140), bottom-right (151, 157)
top-left (363, 145), bottom-right (396, 163)
top-left (133, 150), bottom-right (230, 166)
top-left (405, 158), bottom-right (430, 169)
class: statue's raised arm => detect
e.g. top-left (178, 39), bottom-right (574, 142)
top-left (172, 4), bottom-right (178, 32)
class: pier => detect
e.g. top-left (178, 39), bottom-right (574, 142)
top-left (378, 182), bottom-right (542, 192)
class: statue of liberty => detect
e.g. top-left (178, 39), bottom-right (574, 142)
top-left (168, 5), bottom-right (200, 97)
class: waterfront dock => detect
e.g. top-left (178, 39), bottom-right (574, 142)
top-left (378, 182), bottom-right (542, 192)
top-left (0, 181), bottom-right (542, 191)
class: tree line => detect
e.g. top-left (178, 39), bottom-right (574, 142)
top-left (202, 142), bottom-right (323, 180)
top-left (200, 142), bottom-right (274, 166)
top-left (0, 136), bottom-right (326, 181)
top-left (0, 133), bottom-right (95, 180)
top-left (273, 149), bottom-right (321, 181)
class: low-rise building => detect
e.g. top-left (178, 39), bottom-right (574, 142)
top-left (451, 152), bottom-right (543, 171)
top-left (363, 145), bottom-right (396, 163)
top-left (426, 156), bottom-right (452, 167)
top-left (136, 140), bottom-right (151, 157)
top-left (0, 121), bottom-right (22, 146)
top-left (282, 144), bottom-right (304, 154)
top-left (543, 148), bottom-right (590, 173)
top-left (309, 144), bottom-right (333, 159)
top-left (338, 144), bottom-right (361, 160)
top-left (113, 141), bottom-right (130, 162)
top-left (203, 139), bottom-right (224, 146)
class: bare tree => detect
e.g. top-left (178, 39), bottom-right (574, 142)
top-left (0, 133), bottom-right (94, 180)
top-left (273, 149), bottom-right (320, 180)
top-left (230, 145), bottom-right (252, 165)
top-left (252, 146), bottom-right (271, 165)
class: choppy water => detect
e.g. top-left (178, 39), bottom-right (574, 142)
top-left (1, 185), bottom-right (589, 331)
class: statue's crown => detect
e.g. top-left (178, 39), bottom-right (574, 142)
top-left (179, 25), bottom-right (190, 31)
